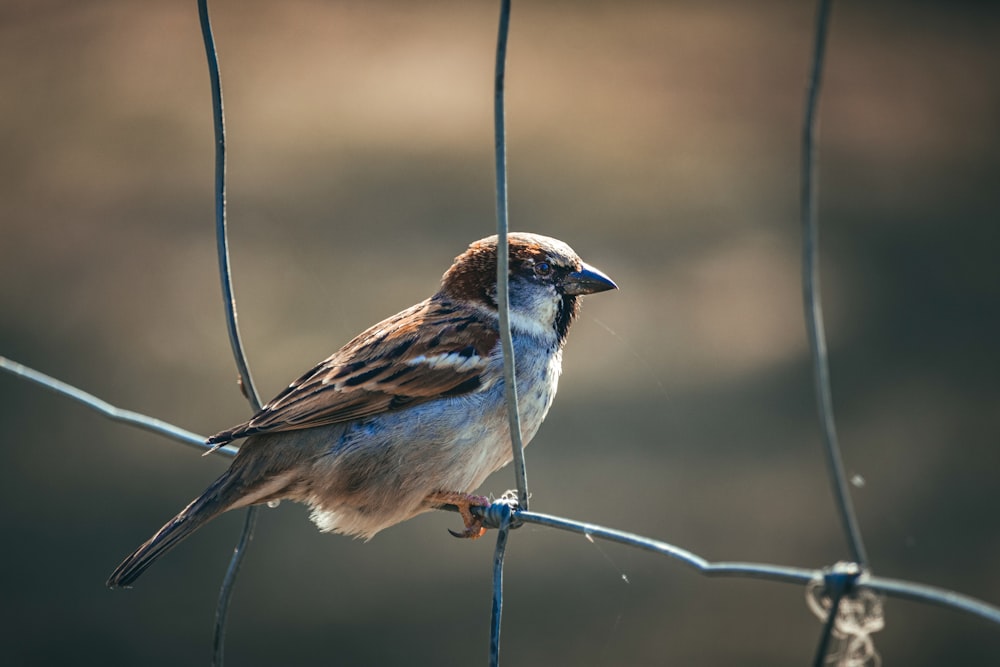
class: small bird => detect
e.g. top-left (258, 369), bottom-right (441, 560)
top-left (107, 233), bottom-right (616, 588)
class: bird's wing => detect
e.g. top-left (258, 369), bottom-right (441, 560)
top-left (207, 299), bottom-right (499, 445)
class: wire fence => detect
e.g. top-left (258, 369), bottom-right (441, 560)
top-left (2, 1), bottom-right (998, 665)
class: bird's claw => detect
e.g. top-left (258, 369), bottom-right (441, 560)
top-left (448, 525), bottom-right (487, 539)
top-left (426, 491), bottom-right (490, 539)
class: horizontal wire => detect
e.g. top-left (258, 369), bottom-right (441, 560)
top-left (861, 574), bottom-right (1000, 625)
top-left (512, 509), bottom-right (818, 585)
top-left (6, 353), bottom-right (1000, 627)
top-left (503, 509), bottom-right (1000, 626)
top-left (0, 355), bottom-right (237, 458)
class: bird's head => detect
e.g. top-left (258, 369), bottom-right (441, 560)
top-left (440, 232), bottom-right (617, 342)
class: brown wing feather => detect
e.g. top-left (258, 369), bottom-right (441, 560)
top-left (207, 298), bottom-right (499, 445)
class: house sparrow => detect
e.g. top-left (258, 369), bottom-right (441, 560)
top-left (107, 232), bottom-right (616, 588)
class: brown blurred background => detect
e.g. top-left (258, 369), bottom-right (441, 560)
top-left (2, 1), bottom-right (999, 665)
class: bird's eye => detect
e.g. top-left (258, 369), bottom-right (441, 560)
top-left (534, 261), bottom-right (552, 277)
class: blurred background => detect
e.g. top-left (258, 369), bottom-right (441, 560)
top-left (2, 1), bottom-right (998, 665)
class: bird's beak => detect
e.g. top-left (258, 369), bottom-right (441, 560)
top-left (562, 262), bottom-right (618, 296)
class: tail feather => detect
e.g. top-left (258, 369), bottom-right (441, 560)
top-left (107, 470), bottom-right (241, 589)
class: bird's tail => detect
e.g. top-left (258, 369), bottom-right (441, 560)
top-left (107, 468), bottom-right (247, 589)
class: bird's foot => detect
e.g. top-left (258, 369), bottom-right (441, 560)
top-left (426, 491), bottom-right (491, 539)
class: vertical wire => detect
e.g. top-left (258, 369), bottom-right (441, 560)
top-left (212, 508), bottom-right (258, 665)
top-left (488, 505), bottom-right (513, 667)
top-left (800, 0), bottom-right (868, 567)
top-left (196, 1), bottom-right (264, 664)
top-left (196, 1), bottom-right (260, 407)
top-left (493, 0), bottom-right (528, 511)
top-left (812, 588), bottom-right (845, 667)
top-left (491, 3), bottom-right (517, 664)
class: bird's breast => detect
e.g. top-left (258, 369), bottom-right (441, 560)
top-left (507, 341), bottom-right (562, 444)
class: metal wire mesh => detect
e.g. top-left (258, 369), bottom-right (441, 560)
top-left (1, 1), bottom-right (998, 665)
